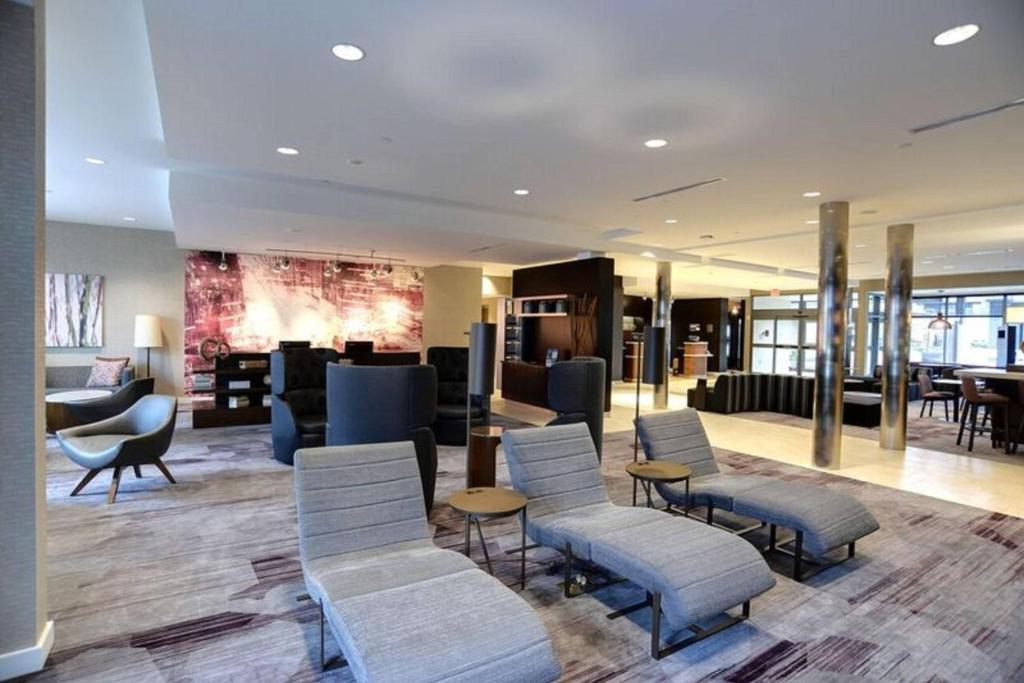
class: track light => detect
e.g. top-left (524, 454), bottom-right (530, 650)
top-left (218, 252), bottom-right (228, 271)
top-left (280, 251), bottom-right (292, 271)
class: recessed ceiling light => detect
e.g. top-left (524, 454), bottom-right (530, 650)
top-left (643, 139), bottom-right (668, 149)
top-left (921, 260), bottom-right (934, 265)
top-left (802, 191), bottom-right (821, 198)
top-left (861, 209), bottom-right (879, 215)
top-left (332, 43), bottom-right (365, 61)
top-left (699, 234), bottom-right (715, 241)
top-left (276, 146), bottom-right (299, 156)
top-left (804, 219), bottom-right (819, 225)
top-left (123, 216), bottom-right (136, 222)
top-left (641, 251), bottom-right (657, 258)
top-left (664, 218), bottom-right (678, 224)
top-left (933, 24), bottom-right (980, 47)
top-left (84, 157), bottom-right (106, 165)
top-left (348, 159), bottom-right (364, 166)
top-left (854, 243), bottom-right (867, 248)
top-left (513, 189), bottom-right (530, 196)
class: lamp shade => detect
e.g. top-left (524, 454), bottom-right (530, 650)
top-left (641, 325), bottom-right (666, 385)
top-left (134, 314), bottom-right (163, 348)
top-left (1007, 306), bottom-right (1024, 324)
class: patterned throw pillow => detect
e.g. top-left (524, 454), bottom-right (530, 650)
top-left (86, 357), bottom-right (130, 388)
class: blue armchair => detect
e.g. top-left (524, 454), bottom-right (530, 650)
top-left (546, 357), bottom-right (606, 459)
top-left (326, 363), bottom-right (439, 512)
top-left (270, 347), bottom-right (340, 465)
top-left (427, 346), bottom-right (488, 445)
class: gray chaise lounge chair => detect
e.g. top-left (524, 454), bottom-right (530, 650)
top-left (500, 423), bottom-right (776, 660)
top-left (635, 409), bottom-right (880, 581)
top-left (57, 394), bottom-right (177, 503)
top-left (293, 441), bottom-right (560, 683)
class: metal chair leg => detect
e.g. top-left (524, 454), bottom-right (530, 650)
top-left (792, 531), bottom-right (803, 581)
top-left (319, 600), bottom-right (325, 671)
top-left (957, 401), bottom-right (969, 445)
top-left (919, 400), bottom-right (926, 418)
top-left (474, 518), bottom-right (494, 575)
top-left (650, 592), bottom-right (662, 660)
top-left (968, 404), bottom-right (978, 452)
top-left (563, 543), bottom-right (573, 598)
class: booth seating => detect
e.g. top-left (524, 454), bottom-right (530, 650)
top-left (326, 363), bottom-right (439, 512)
top-left (270, 348), bottom-right (340, 465)
top-left (546, 357), bottom-right (606, 460)
top-left (845, 365), bottom-right (922, 402)
top-left (294, 441), bottom-right (561, 682)
top-left (426, 346), bottom-right (488, 446)
top-left (689, 372), bottom-right (883, 428)
top-left (635, 409), bottom-right (880, 581)
top-left (501, 423), bottom-right (775, 659)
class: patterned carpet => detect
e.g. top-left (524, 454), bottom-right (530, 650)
top-left (34, 418), bottom-right (1024, 682)
top-left (734, 401), bottom-right (1022, 463)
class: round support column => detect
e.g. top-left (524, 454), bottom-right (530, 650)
top-left (812, 201), bottom-right (849, 469)
top-left (653, 261), bottom-right (672, 409)
top-left (880, 224), bottom-right (914, 450)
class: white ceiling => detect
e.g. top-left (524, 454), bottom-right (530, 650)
top-left (46, 0), bottom-right (1024, 296)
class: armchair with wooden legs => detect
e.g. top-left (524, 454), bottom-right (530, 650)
top-left (56, 395), bottom-right (178, 503)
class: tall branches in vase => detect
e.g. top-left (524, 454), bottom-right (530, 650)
top-left (569, 293), bottom-right (598, 358)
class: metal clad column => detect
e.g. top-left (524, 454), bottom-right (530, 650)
top-left (880, 224), bottom-right (914, 450)
top-left (653, 261), bottom-right (672, 408)
top-left (812, 201), bottom-right (849, 468)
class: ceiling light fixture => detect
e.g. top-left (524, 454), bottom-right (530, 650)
top-left (280, 251), bottom-right (292, 271)
top-left (513, 189), bottom-right (530, 196)
top-left (861, 209), bottom-right (879, 215)
top-left (664, 218), bottom-right (678, 224)
top-left (123, 216), bottom-right (136, 222)
top-left (699, 234), bottom-right (715, 241)
top-left (921, 260), bottom-right (934, 265)
top-left (854, 243), bottom-right (867, 248)
top-left (933, 23), bottom-right (980, 46)
top-left (643, 139), bottom-right (668, 149)
top-left (332, 43), bottom-right (365, 61)
top-left (928, 312), bottom-right (953, 330)
top-left (641, 251), bottom-right (656, 258)
top-left (218, 252), bottom-right (229, 272)
top-left (802, 191), bottom-right (821, 198)
top-left (276, 146), bottom-right (299, 156)
top-left (84, 157), bottom-right (106, 165)
top-left (804, 219), bottom-right (819, 225)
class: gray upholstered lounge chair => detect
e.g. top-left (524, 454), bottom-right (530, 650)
top-left (501, 422), bottom-right (775, 659)
top-left (56, 395), bottom-right (178, 503)
top-left (293, 441), bottom-right (560, 682)
top-left (63, 377), bottom-right (155, 426)
top-left (635, 409), bottom-right (880, 581)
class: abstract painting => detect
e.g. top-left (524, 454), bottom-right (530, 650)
top-left (45, 273), bottom-right (104, 347)
top-left (184, 251), bottom-right (423, 392)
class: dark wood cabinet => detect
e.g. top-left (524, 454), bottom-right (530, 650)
top-left (501, 361), bottom-right (549, 408)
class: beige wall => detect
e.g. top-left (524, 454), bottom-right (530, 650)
top-left (422, 265), bottom-right (483, 353)
top-left (45, 222), bottom-right (185, 395)
top-left (482, 275), bottom-right (511, 298)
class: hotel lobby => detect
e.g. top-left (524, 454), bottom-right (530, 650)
top-left (3, 1), bottom-right (1024, 681)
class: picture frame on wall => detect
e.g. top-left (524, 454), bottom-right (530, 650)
top-left (45, 272), bottom-right (104, 348)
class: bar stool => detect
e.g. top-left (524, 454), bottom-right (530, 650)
top-left (917, 372), bottom-right (955, 421)
top-left (957, 376), bottom-right (1011, 453)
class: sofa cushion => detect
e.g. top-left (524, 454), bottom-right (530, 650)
top-left (86, 357), bottom-right (129, 388)
top-left (658, 473), bottom-right (777, 512)
top-left (731, 481), bottom-right (880, 557)
top-left (284, 388), bottom-right (326, 417)
top-left (295, 415), bottom-right (326, 435)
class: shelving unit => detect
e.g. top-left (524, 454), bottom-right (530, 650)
top-left (192, 351), bottom-right (272, 429)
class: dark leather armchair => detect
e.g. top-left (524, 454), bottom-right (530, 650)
top-left (64, 377), bottom-right (155, 426)
top-left (270, 347), bottom-right (340, 465)
top-left (326, 363), bottom-right (439, 512)
top-left (56, 395), bottom-right (178, 503)
top-left (427, 346), bottom-right (488, 445)
top-left (546, 357), bottom-right (606, 459)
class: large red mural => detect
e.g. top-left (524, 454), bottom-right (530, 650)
top-left (184, 251), bottom-right (423, 392)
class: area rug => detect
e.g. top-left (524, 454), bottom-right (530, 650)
top-left (35, 423), bottom-right (1024, 681)
top-left (733, 404), bottom-right (1022, 463)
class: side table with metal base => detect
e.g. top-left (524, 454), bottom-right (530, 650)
top-left (626, 461), bottom-right (692, 511)
top-left (448, 486), bottom-right (529, 589)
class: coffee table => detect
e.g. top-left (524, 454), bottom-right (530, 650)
top-left (448, 486), bottom-right (528, 589)
top-left (45, 389), bottom-right (112, 433)
top-left (626, 460), bottom-right (692, 510)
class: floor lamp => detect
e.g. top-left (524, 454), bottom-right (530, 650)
top-left (633, 325), bottom-right (665, 505)
top-left (133, 314), bottom-right (163, 378)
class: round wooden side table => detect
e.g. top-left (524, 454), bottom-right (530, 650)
top-left (448, 486), bottom-right (528, 589)
top-left (625, 461), bottom-right (692, 510)
top-left (467, 425), bottom-right (504, 488)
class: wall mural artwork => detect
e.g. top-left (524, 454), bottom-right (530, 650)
top-left (184, 251), bottom-right (423, 392)
top-left (45, 273), bottom-right (104, 348)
